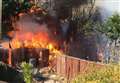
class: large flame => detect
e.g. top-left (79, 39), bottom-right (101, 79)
top-left (11, 31), bottom-right (63, 62)
top-left (4, 7), bottom-right (63, 65)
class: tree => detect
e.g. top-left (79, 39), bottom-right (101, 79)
top-left (101, 14), bottom-right (120, 42)
top-left (0, 0), bottom-right (2, 39)
top-left (99, 13), bottom-right (120, 63)
top-left (2, 0), bottom-right (34, 36)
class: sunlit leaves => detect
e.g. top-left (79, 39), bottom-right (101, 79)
top-left (21, 62), bottom-right (33, 83)
top-left (100, 13), bottom-right (120, 41)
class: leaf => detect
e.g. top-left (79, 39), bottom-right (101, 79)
top-left (100, 13), bottom-right (120, 41)
top-left (21, 62), bottom-right (32, 83)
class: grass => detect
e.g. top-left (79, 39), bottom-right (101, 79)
top-left (72, 64), bottom-right (120, 83)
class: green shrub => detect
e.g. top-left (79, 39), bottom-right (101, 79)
top-left (73, 65), bottom-right (120, 83)
top-left (21, 62), bottom-right (33, 83)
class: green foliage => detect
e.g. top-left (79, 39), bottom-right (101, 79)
top-left (2, 0), bottom-right (34, 17)
top-left (63, 0), bottom-right (73, 8)
top-left (0, 62), bottom-right (7, 70)
top-left (73, 65), bottom-right (120, 83)
top-left (82, 20), bottom-right (95, 36)
top-left (100, 13), bottom-right (120, 41)
top-left (2, 0), bottom-right (34, 35)
top-left (21, 62), bottom-right (33, 83)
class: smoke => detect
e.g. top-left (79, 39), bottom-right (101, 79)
top-left (95, 0), bottom-right (120, 62)
top-left (14, 14), bottom-right (57, 45)
top-left (16, 14), bottom-right (49, 33)
top-left (95, 0), bottom-right (120, 20)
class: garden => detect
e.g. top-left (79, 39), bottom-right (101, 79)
top-left (0, 0), bottom-right (120, 83)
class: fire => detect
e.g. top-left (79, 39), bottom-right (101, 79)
top-left (9, 7), bottom-right (63, 65)
top-left (47, 44), bottom-right (54, 50)
top-left (1, 6), bottom-right (64, 66)
top-left (18, 13), bottom-right (24, 17)
top-left (11, 31), bottom-right (63, 62)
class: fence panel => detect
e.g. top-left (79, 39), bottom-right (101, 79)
top-left (52, 55), bottom-right (104, 80)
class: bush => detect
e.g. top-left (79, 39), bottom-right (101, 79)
top-left (73, 65), bottom-right (120, 83)
top-left (21, 62), bottom-right (33, 83)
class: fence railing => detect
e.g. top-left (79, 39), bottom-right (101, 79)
top-left (51, 55), bottom-right (105, 80)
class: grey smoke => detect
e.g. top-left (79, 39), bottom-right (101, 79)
top-left (95, 0), bottom-right (120, 63)
top-left (16, 14), bottom-right (49, 33)
top-left (15, 14), bottom-right (51, 41)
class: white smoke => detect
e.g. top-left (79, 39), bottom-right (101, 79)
top-left (95, 0), bottom-right (120, 62)
top-left (96, 0), bottom-right (120, 20)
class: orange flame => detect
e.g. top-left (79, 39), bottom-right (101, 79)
top-left (11, 31), bottom-right (63, 62)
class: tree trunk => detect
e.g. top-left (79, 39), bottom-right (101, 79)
top-left (0, 0), bottom-right (2, 39)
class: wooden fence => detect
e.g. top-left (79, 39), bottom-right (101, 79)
top-left (0, 47), bottom-right (105, 82)
top-left (51, 55), bottom-right (105, 80)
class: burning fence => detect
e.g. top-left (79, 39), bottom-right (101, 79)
top-left (0, 12), bottom-right (64, 67)
top-left (0, 33), bottom-right (63, 68)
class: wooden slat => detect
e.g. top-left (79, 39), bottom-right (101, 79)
top-left (52, 55), bottom-right (105, 80)
top-left (0, 48), bottom-right (49, 68)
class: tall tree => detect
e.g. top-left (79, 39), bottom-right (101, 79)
top-left (99, 13), bottom-right (120, 63)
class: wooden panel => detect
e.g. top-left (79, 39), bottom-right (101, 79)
top-left (0, 48), bottom-right (49, 68)
top-left (52, 55), bottom-right (105, 80)
top-left (0, 48), bottom-right (8, 63)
